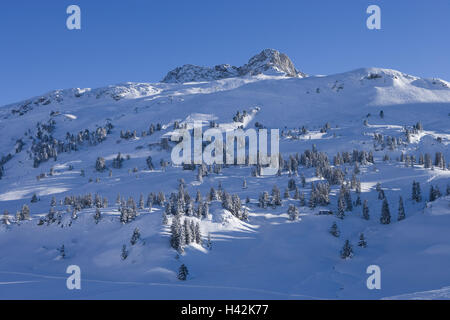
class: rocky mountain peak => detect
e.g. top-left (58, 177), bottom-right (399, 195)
top-left (161, 49), bottom-right (305, 83)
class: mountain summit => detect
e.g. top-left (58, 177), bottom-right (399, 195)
top-left (161, 49), bottom-right (305, 83)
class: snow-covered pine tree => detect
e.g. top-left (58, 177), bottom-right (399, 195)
top-left (344, 189), bottom-right (353, 212)
top-left (59, 245), bottom-right (66, 259)
top-left (272, 185), bottom-right (282, 206)
top-left (287, 204), bottom-right (299, 221)
top-left (146, 156), bottom-right (154, 170)
top-left (340, 240), bottom-right (353, 259)
top-left (195, 222), bottom-right (201, 244)
top-left (358, 234), bottom-right (367, 248)
top-left (429, 185), bottom-right (441, 202)
top-left (94, 208), bottom-right (101, 224)
top-left (184, 219), bottom-right (192, 244)
top-left (288, 178), bottom-right (296, 191)
top-left (31, 194), bottom-right (38, 203)
top-left (397, 196), bottom-right (406, 221)
top-left (139, 194), bottom-right (144, 210)
top-left (202, 202), bottom-right (209, 219)
top-left (2, 210), bottom-right (9, 225)
top-left (355, 195), bottom-right (362, 207)
top-left (299, 192), bottom-right (305, 207)
top-left (162, 211), bottom-right (169, 225)
top-left (130, 228), bottom-right (141, 246)
top-left (21, 204), bottom-right (30, 220)
top-left (362, 200), bottom-right (370, 220)
top-left (337, 194), bottom-right (345, 220)
top-left (329, 222), bottom-right (340, 237)
top-left (380, 198), bottom-right (391, 224)
top-left (121, 245), bottom-right (128, 260)
top-left (178, 264), bottom-right (189, 281)
top-left (206, 233), bottom-right (212, 250)
top-left (95, 157), bottom-right (106, 172)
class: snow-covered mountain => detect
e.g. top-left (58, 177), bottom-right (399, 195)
top-left (161, 49), bottom-right (306, 83)
top-left (0, 50), bottom-right (449, 300)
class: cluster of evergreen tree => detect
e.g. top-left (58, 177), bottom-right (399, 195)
top-left (32, 120), bottom-right (112, 168)
top-left (222, 191), bottom-right (246, 220)
top-left (170, 215), bottom-right (202, 253)
top-left (281, 125), bottom-right (309, 139)
top-left (63, 193), bottom-right (108, 211)
top-left (412, 181), bottom-right (422, 202)
top-left (429, 185), bottom-right (442, 202)
top-left (14, 205), bottom-right (31, 222)
top-left (232, 110), bottom-right (247, 123)
top-left (95, 157), bottom-right (106, 172)
top-left (373, 133), bottom-right (406, 150)
top-left (112, 153), bottom-right (125, 169)
top-left (399, 152), bottom-right (417, 167)
top-left (333, 150), bottom-right (374, 166)
top-left (163, 184), bottom-right (210, 220)
top-left (119, 197), bottom-right (138, 223)
top-left (308, 182), bottom-right (330, 208)
top-left (434, 152), bottom-right (447, 170)
top-left (120, 122), bottom-right (162, 140)
top-left (336, 183), bottom-right (354, 219)
top-left (258, 185), bottom-right (283, 209)
top-left (415, 152), bottom-right (448, 170)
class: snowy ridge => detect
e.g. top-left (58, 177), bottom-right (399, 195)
top-left (161, 49), bottom-right (306, 83)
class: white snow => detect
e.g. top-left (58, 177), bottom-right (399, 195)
top-left (0, 65), bottom-right (449, 299)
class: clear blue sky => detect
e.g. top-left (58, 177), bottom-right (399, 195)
top-left (0, 0), bottom-right (449, 106)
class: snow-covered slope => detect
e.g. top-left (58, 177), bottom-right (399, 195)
top-left (0, 53), bottom-right (449, 299)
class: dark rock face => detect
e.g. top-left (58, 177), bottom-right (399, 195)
top-left (238, 49), bottom-right (305, 78)
top-left (162, 49), bottom-right (305, 83)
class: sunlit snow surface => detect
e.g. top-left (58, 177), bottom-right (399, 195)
top-left (0, 68), bottom-right (449, 299)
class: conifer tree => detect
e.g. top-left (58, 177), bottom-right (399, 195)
top-left (178, 264), bottom-right (189, 281)
top-left (362, 200), bottom-right (370, 220)
top-left (287, 204), bottom-right (299, 221)
top-left (380, 198), bottom-right (391, 224)
top-left (358, 234), bottom-right (367, 248)
top-left (94, 208), bottom-right (101, 224)
top-left (59, 245), bottom-right (66, 259)
top-left (130, 228), bottom-right (141, 245)
top-left (337, 196), bottom-right (345, 219)
top-left (121, 245), bottom-right (128, 260)
top-left (31, 194), bottom-right (38, 203)
top-left (21, 204), bottom-right (31, 220)
top-left (340, 240), bottom-right (353, 259)
top-left (206, 233), bottom-right (212, 250)
top-left (299, 192), bottom-right (305, 207)
top-left (397, 196), bottom-right (406, 221)
top-left (329, 222), bottom-right (340, 237)
top-left (162, 211), bottom-right (168, 225)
